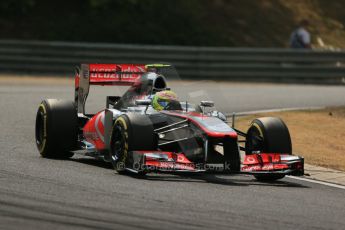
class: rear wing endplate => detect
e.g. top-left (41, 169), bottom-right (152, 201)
top-left (75, 64), bottom-right (146, 114)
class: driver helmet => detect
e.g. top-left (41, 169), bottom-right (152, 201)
top-left (152, 90), bottom-right (178, 111)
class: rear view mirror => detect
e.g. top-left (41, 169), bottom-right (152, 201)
top-left (211, 111), bottom-right (227, 122)
top-left (200, 101), bottom-right (214, 107)
top-left (135, 99), bottom-right (152, 106)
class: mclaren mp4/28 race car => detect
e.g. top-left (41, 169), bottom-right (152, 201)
top-left (35, 64), bottom-right (304, 181)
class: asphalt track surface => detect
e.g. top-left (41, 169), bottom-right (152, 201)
top-left (1, 78), bottom-right (345, 230)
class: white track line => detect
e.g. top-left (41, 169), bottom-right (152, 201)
top-left (231, 106), bottom-right (345, 190)
top-left (288, 176), bottom-right (345, 190)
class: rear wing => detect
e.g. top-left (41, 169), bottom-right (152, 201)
top-left (75, 63), bottom-right (147, 114)
top-left (75, 63), bottom-right (172, 114)
top-left (88, 64), bottom-right (147, 86)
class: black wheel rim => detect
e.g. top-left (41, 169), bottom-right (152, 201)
top-left (35, 110), bottom-right (45, 146)
top-left (246, 126), bottom-right (264, 154)
top-left (111, 124), bottom-right (126, 162)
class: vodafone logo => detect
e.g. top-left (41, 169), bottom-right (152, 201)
top-left (177, 155), bottom-right (185, 162)
top-left (246, 156), bottom-right (257, 163)
top-left (95, 112), bottom-right (105, 142)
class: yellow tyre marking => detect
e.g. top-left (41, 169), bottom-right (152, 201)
top-left (38, 103), bottom-right (47, 154)
top-left (114, 116), bottom-right (129, 163)
top-left (116, 117), bottom-right (127, 130)
top-left (252, 122), bottom-right (264, 139)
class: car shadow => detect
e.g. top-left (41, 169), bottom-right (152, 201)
top-left (141, 173), bottom-right (309, 188)
top-left (69, 157), bottom-right (113, 169)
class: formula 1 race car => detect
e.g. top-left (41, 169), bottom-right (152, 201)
top-left (35, 63), bottom-right (304, 181)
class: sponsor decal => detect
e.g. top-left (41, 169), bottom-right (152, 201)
top-left (262, 164), bottom-right (274, 170)
top-left (89, 64), bottom-right (146, 82)
top-left (90, 72), bottom-right (139, 80)
top-left (244, 155), bottom-right (258, 164)
top-left (241, 165), bottom-right (262, 172)
top-left (84, 131), bottom-right (99, 140)
top-left (95, 112), bottom-right (105, 142)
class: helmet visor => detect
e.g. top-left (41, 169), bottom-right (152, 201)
top-left (157, 99), bottom-right (169, 108)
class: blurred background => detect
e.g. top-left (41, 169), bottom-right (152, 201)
top-left (0, 0), bottom-right (345, 84)
top-left (1, 0), bottom-right (345, 48)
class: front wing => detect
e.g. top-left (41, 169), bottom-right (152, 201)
top-left (241, 154), bottom-right (304, 176)
top-left (125, 151), bottom-right (304, 176)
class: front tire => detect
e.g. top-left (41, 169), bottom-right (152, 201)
top-left (245, 117), bottom-right (292, 181)
top-left (110, 114), bottom-right (155, 173)
top-left (35, 99), bottom-right (77, 159)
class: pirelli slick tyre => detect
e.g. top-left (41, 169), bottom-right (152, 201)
top-left (35, 99), bottom-right (77, 159)
top-left (110, 114), bottom-right (155, 173)
top-left (245, 117), bottom-right (292, 181)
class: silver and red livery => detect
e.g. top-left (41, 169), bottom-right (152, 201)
top-left (36, 63), bottom-right (304, 181)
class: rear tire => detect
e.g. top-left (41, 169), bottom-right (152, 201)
top-left (35, 99), bottom-right (77, 159)
top-left (110, 114), bottom-right (155, 173)
top-left (245, 117), bottom-right (292, 181)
